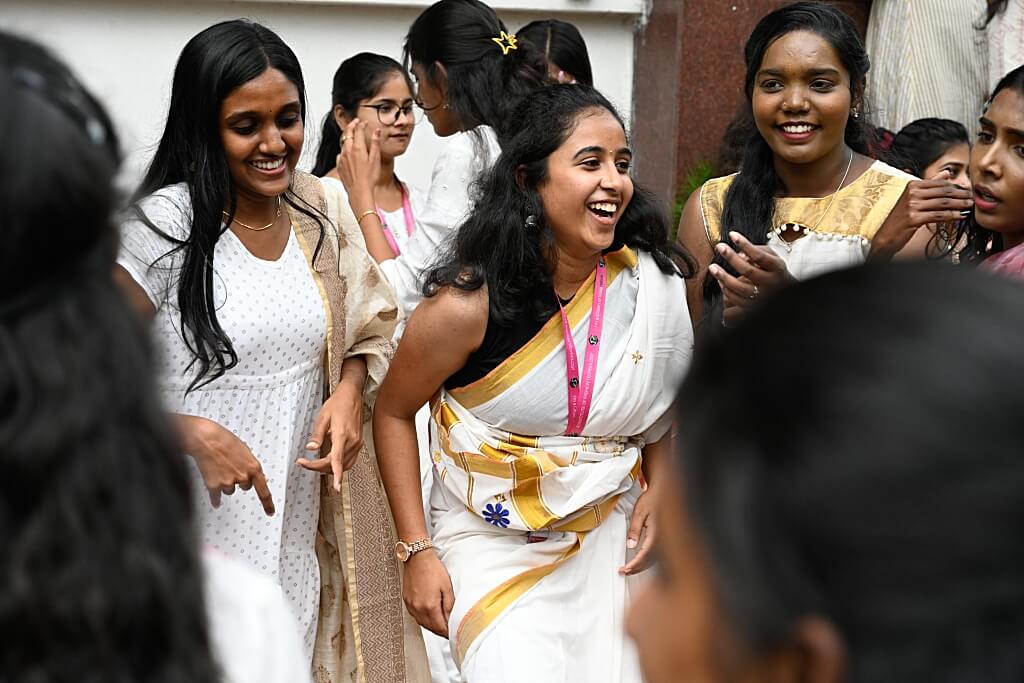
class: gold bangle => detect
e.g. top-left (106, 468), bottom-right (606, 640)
top-left (356, 209), bottom-right (377, 224)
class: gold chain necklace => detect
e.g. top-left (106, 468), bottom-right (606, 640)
top-left (222, 196), bottom-right (282, 232)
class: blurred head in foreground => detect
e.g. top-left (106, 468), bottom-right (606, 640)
top-left (0, 31), bottom-right (218, 681)
top-left (629, 263), bottom-right (1024, 683)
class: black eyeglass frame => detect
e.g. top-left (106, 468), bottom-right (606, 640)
top-left (358, 102), bottom-right (421, 125)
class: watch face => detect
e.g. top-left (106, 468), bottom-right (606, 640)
top-left (395, 542), bottom-right (410, 562)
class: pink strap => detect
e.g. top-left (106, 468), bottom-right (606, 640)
top-left (375, 179), bottom-right (416, 257)
top-left (557, 258), bottom-right (608, 437)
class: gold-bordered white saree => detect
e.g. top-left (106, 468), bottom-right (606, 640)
top-left (427, 247), bottom-right (693, 682)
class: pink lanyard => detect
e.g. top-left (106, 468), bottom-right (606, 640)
top-left (375, 180), bottom-right (415, 257)
top-left (557, 258), bottom-right (608, 437)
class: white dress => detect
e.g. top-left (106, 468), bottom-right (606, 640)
top-left (118, 183), bottom-right (327, 658)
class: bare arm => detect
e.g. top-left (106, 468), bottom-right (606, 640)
top-left (373, 285), bottom-right (487, 636)
top-left (375, 286), bottom-right (486, 540)
top-left (676, 191), bottom-right (715, 331)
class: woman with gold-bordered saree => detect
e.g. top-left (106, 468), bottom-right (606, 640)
top-left (424, 246), bottom-right (691, 681)
top-left (374, 83), bottom-right (696, 683)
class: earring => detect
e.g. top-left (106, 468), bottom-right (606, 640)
top-left (851, 107), bottom-right (860, 119)
top-left (524, 214), bottom-right (538, 230)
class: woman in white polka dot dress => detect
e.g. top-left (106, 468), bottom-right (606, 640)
top-left (114, 21), bottom-right (417, 674)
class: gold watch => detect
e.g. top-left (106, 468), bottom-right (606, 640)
top-left (395, 538), bottom-right (433, 562)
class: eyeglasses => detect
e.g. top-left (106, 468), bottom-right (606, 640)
top-left (358, 102), bottom-right (422, 125)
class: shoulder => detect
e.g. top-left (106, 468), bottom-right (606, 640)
top-left (864, 159), bottom-right (917, 183)
top-left (855, 159), bottom-right (916, 197)
top-left (407, 283), bottom-right (488, 347)
top-left (436, 126), bottom-right (499, 173)
top-left (126, 182), bottom-right (193, 241)
top-left (851, 159), bottom-right (916, 215)
top-left (694, 173), bottom-right (739, 245)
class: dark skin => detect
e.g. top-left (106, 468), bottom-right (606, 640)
top-left (678, 31), bottom-right (973, 329)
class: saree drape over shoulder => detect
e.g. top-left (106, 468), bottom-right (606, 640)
top-left (288, 172), bottom-right (429, 683)
top-left (427, 247), bottom-right (692, 682)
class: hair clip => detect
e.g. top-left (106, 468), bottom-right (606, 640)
top-left (492, 31), bottom-right (518, 56)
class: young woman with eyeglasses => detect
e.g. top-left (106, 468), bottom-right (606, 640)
top-left (376, 0), bottom-right (547, 322)
top-left (312, 53), bottom-right (426, 265)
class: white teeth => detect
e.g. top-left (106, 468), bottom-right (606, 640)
top-left (781, 124), bottom-right (814, 133)
top-left (251, 158), bottom-right (284, 170)
top-left (588, 202), bottom-right (618, 214)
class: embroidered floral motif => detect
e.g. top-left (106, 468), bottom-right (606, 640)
top-left (483, 503), bottom-right (511, 528)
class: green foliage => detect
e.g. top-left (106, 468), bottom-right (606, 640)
top-left (671, 159), bottom-right (715, 239)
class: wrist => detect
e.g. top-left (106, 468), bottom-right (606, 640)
top-left (395, 537), bottom-right (434, 562)
top-left (175, 413), bottom-right (207, 454)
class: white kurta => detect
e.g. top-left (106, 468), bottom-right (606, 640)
top-left (118, 184), bottom-right (327, 657)
top-left (987, 0), bottom-right (1024, 92)
top-left (865, 0), bottom-right (988, 132)
top-left (378, 125), bottom-right (501, 319)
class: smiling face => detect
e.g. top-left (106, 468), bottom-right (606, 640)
top-left (752, 30), bottom-right (854, 167)
top-left (924, 142), bottom-right (971, 190)
top-left (337, 72), bottom-right (415, 161)
top-left (972, 88), bottom-right (1024, 247)
top-left (411, 61), bottom-right (460, 137)
top-left (219, 67), bottom-right (303, 202)
top-left (536, 108), bottom-right (634, 259)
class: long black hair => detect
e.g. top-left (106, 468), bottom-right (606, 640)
top-left (886, 117), bottom-right (969, 178)
top-left (133, 19), bottom-right (324, 392)
top-left (311, 52), bottom-right (414, 177)
top-left (424, 84), bottom-right (694, 325)
top-left (943, 65), bottom-right (1024, 264)
top-left (677, 262), bottom-right (1024, 682)
top-left (704, 1), bottom-right (872, 318)
top-left (1, 31), bottom-right (219, 682)
top-left (404, 0), bottom-right (547, 140)
top-left (518, 19), bottom-right (594, 86)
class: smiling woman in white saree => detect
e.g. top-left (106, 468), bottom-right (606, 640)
top-left (374, 84), bottom-right (695, 682)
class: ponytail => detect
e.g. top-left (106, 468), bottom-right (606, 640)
top-left (312, 112), bottom-right (340, 177)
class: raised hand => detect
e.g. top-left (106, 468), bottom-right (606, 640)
top-left (870, 170), bottom-right (974, 260)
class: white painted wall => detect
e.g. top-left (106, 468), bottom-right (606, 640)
top-left (1, 0), bottom-right (642, 192)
